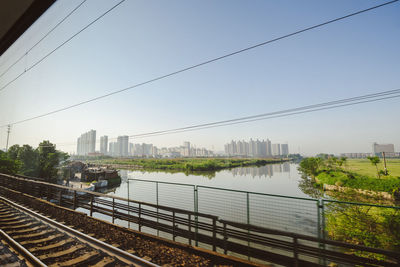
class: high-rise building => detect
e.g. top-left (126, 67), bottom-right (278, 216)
top-left (109, 142), bottom-right (117, 157)
top-left (133, 144), bottom-right (142, 156)
top-left (183, 141), bottom-right (191, 157)
top-left (100, 136), bottom-right (108, 155)
top-left (76, 130), bottom-right (96, 155)
top-left (142, 143), bottom-right (153, 156)
top-left (265, 139), bottom-right (272, 156)
top-left (224, 138), bottom-right (283, 158)
top-left (272, 144), bottom-right (281, 156)
top-left (281, 144), bottom-right (289, 156)
top-left (117, 136), bottom-right (129, 157)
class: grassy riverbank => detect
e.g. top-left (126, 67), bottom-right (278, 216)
top-left (316, 171), bottom-right (400, 193)
top-left (299, 157), bottom-right (400, 257)
top-left (346, 159), bottom-right (400, 177)
top-left (90, 158), bottom-right (287, 172)
top-left (299, 157), bottom-right (400, 195)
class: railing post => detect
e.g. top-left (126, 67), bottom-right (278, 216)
top-left (112, 198), bottom-right (115, 224)
top-left (212, 218), bottom-right (217, 252)
top-left (223, 222), bottom-right (227, 254)
top-left (73, 190), bottom-right (77, 210)
top-left (293, 237), bottom-right (299, 267)
top-left (156, 181), bottom-right (159, 236)
top-left (317, 199), bottom-right (326, 266)
top-left (317, 199), bottom-right (321, 240)
top-left (321, 199), bottom-right (326, 241)
top-left (194, 186), bottom-right (198, 246)
top-left (188, 214), bottom-right (192, 245)
top-left (246, 192), bottom-right (250, 224)
top-left (172, 211), bottom-right (176, 241)
top-left (90, 195), bottom-right (94, 217)
top-left (138, 203), bottom-right (142, 232)
top-left (321, 200), bottom-right (326, 266)
top-left (247, 192), bottom-right (251, 260)
top-left (127, 180), bottom-right (130, 229)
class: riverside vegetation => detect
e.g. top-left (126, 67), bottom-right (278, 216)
top-left (299, 156), bottom-right (400, 198)
top-left (89, 158), bottom-right (288, 172)
top-left (299, 155), bottom-right (400, 258)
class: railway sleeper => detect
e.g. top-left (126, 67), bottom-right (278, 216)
top-left (1, 262), bottom-right (25, 267)
top-left (7, 224), bottom-right (48, 235)
top-left (0, 210), bottom-right (20, 217)
top-left (12, 229), bottom-right (58, 241)
top-left (29, 238), bottom-right (75, 254)
top-left (0, 215), bottom-right (29, 223)
top-left (0, 221), bottom-right (41, 230)
top-left (38, 243), bottom-right (86, 261)
top-left (89, 256), bottom-right (120, 267)
top-left (0, 206), bottom-right (13, 210)
top-left (47, 250), bottom-right (101, 266)
top-left (19, 233), bottom-right (65, 246)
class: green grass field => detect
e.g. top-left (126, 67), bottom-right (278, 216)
top-left (345, 159), bottom-right (400, 178)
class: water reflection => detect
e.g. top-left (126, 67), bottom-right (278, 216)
top-left (99, 163), bottom-right (322, 239)
top-left (230, 162), bottom-right (290, 178)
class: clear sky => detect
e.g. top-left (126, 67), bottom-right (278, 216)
top-left (0, 0), bottom-right (399, 155)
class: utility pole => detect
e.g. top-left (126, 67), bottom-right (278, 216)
top-left (5, 125), bottom-right (11, 152)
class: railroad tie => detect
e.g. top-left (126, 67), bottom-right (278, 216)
top-left (29, 238), bottom-right (75, 254)
top-left (47, 250), bottom-right (100, 267)
top-left (38, 244), bottom-right (86, 261)
top-left (20, 233), bottom-right (65, 246)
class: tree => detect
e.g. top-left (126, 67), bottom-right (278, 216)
top-left (337, 156), bottom-right (347, 169)
top-left (327, 156), bottom-right (338, 170)
top-left (0, 153), bottom-right (20, 175)
top-left (367, 156), bottom-right (381, 179)
top-left (7, 144), bottom-right (20, 160)
top-left (299, 157), bottom-right (322, 177)
top-left (37, 140), bottom-right (68, 183)
top-left (17, 145), bottom-right (39, 176)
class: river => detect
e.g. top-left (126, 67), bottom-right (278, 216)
top-left (99, 162), bottom-right (321, 237)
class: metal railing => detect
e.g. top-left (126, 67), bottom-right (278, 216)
top-left (128, 179), bottom-right (320, 237)
top-left (0, 173), bottom-right (399, 266)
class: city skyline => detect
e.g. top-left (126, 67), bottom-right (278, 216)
top-left (75, 130), bottom-right (215, 157)
top-left (0, 1), bottom-right (399, 155)
top-left (225, 139), bottom-right (290, 157)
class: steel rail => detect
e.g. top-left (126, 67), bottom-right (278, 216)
top-left (0, 228), bottom-right (46, 267)
top-left (0, 196), bottom-right (160, 267)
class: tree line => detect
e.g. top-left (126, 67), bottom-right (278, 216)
top-left (0, 141), bottom-right (68, 183)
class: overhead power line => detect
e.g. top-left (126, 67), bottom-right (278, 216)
top-left (0, 0), bottom-right (126, 93)
top-left (0, 0), bottom-right (396, 119)
top-left (40, 88), bottom-right (400, 148)
top-left (0, 0), bottom-right (88, 79)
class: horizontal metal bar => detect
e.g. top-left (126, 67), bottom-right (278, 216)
top-left (197, 185), bottom-right (318, 202)
top-left (128, 178), bottom-right (196, 188)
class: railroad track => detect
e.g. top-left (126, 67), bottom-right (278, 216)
top-left (0, 197), bottom-right (159, 267)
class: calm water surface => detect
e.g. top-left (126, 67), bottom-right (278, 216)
top-left (111, 162), bottom-right (308, 198)
top-left (99, 162), bottom-right (319, 236)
